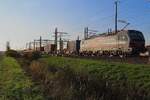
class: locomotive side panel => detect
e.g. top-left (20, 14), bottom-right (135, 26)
top-left (80, 35), bottom-right (119, 52)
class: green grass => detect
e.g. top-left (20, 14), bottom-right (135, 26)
top-left (38, 56), bottom-right (150, 99)
top-left (0, 57), bottom-right (44, 100)
top-left (41, 56), bottom-right (150, 83)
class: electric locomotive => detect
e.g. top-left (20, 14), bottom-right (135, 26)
top-left (67, 30), bottom-right (145, 56)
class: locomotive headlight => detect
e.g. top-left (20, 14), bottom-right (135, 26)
top-left (122, 36), bottom-right (126, 40)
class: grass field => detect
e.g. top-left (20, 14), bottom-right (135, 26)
top-left (31, 56), bottom-right (150, 100)
top-left (42, 56), bottom-right (150, 86)
top-left (0, 56), bottom-right (44, 100)
top-left (1, 55), bottom-right (150, 100)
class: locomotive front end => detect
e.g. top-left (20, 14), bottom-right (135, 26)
top-left (128, 30), bottom-right (145, 54)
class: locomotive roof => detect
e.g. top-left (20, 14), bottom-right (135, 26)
top-left (87, 30), bottom-right (141, 39)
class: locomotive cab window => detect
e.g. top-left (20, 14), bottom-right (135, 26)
top-left (128, 31), bottom-right (145, 41)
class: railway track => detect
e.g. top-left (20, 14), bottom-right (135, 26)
top-left (22, 50), bottom-right (150, 64)
top-left (64, 55), bottom-right (150, 65)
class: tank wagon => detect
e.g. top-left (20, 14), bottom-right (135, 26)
top-left (67, 30), bottom-right (145, 56)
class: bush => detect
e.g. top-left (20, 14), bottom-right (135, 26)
top-left (5, 49), bottom-right (20, 58)
top-left (31, 51), bottom-right (41, 60)
top-left (29, 56), bottom-right (150, 100)
top-left (23, 51), bottom-right (41, 60)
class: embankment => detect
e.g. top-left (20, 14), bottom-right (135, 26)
top-left (0, 57), bottom-right (44, 100)
top-left (25, 56), bottom-right (150, 100)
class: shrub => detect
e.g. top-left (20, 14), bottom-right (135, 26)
top-left (31, 51), bottom-right (41, 60)
top-left (5, 49), bottom-right (20, 58)
top-left (35, 56), bottom-right (150, 100)
top-left (23, 51), bottom-right (41, 60)
top-left (20, 56), bottom-right (150, 100)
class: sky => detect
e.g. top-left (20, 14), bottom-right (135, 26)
top-left (0, 0), bottom-right (150, 51)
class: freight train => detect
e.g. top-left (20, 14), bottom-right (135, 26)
top-left (67, 30), bottom-right (146, 56)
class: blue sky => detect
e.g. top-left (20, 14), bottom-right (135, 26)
top-left (0, 0), bottom-right (150, 50)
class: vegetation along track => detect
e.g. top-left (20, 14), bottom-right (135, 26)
top-left (64, 55), bottom-right (150, 64)
top-left (19, 55), bottom-right (150, 100)
top-left (1, 50), bottom-right (150, 100)
top-left (0, 56), bottom-right (44, 100)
